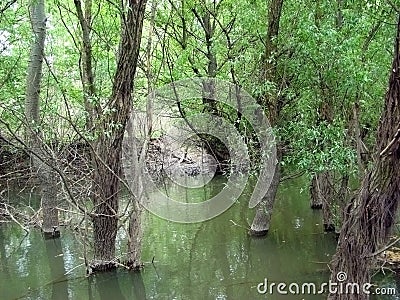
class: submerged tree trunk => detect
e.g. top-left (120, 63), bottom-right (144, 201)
top-left (125, 0), bottom-right (157, 270)
top-left (310, 171), bottom-right (336, 231)
top-left (250, 156), bottom-right (281, 236)
top-left (90, 0), bottom-right (147, 272)
top-left (127, 193), bottom-right (143, 270)
top-left (25, 0), bottom-right (60, 239)
top-left (123, 115), bottom-right (145, 270)
top-left (320, 171), bottom-right (335, 232)
top-left (249, 0), bottom-right (284, 236)
top-left (328, 14), bottom-right (400, 300)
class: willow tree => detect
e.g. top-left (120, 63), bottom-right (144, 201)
top-left (25, 0), bottom-right (60, 239)
top-left (249, 0), bottom-right (284, 236)
top-left (328, 13), bottom-right (400, 300)
top-left (90, 0), bottom-right (147, 272)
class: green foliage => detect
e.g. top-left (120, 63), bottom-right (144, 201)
top-left (0, 0), bottom-right (397, 177)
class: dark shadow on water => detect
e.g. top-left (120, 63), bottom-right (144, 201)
top-left (45, 237), bottom-right (69, 300)
top-left (92, 271), bottom-right (126, 300)
top-left (129, 271), bottom-right (147, 300)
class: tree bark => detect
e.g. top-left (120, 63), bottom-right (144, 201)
top-left (249, 0), bottom-right (284, 236)
top-left (25, 0), bottom-right (60, 239)
top-left (328, 13), bottom-right (400, 300)
top-left (74, 0), bottom-right (96, 131)
top-left (125, 0), bottom-right (157, 271)
top-left (90, 0), bottom-right (147, 272)
top-left (310, 171), bottom-right (336, 231)
top-left (353, 97), bottom-right (368, 174)
top-left (249, 154), bottom-right (281, 236)
top-left (310, 174), bottom-right (323, 209)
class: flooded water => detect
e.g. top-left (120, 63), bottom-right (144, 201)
top-left (0, 176), bottom-right (398, 299)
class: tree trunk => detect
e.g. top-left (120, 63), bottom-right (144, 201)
top-left (41, 166), bottom-right (60, 238)
top-left (89, 0), bottom-right (147, 272)
top-left (25, 0), bottom-right (60, 239)
top-left (320, 171), bottom-right (335, 232)
top-left (310, 171), bottom-right (336, 231)
top-left (249, 154), bottom-right (280, 236)
top-left (310, 174), bottom-right (323, 209)
top-left (127, 197), bottom-right (143, 270)
top-left (74, 0), bottom-right (96, 131)
top-left (125, 0), bottom-right (157, 270)
top-left (328, 14), bottom-right (400, 300)
top-left (353, 98), bottom-right (368, 175)
top-left (123, 115), bottom-right (145, 270)
top-left (249, 0), bottom-right (284, 236)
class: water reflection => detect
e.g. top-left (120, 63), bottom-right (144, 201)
top-left (130, 272), bottom-right (147, 300)
top-left (0, 226), bottom-right (11, 282)
top-left (45, 238), bottom-right (69, 300)
top-left (92, 272), bottom-right (126, 300)
top-left (0, 176), bottom-right (397, 299)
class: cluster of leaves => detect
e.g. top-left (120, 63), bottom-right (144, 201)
top-left (0, 0), bottom-right (397, 177)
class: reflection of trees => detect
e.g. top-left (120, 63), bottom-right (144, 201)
top-left (130, 272), bottom-right (147, 300)
top-left (0, 226), bottom-right (11, 282)
top-left (44, 238), bottom-right (69, 300)
top-left (187, 176), bottom-right (250, 299)
top-left (94, 272), bottom-right (126, 300)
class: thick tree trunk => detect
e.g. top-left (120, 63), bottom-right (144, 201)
top-left (25, 0), bottom-right (60, 239)
top-left (89, 0), bottom-right (147, 272)
top-left (328, 14), bottom-right (400, 300)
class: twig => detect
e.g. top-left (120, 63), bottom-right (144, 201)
top-left (280, 170), bottom-right (305, 182)
top-left (229, 219), bottom-right (250, 230)
top-left (380, 128), bottom-right (400, 157)
top-left (367, 236), bottom-right (400, 258)
top-left (3, 203), bottom-right (29, 233)
top-left (64, 262), bottom-right (85, 276)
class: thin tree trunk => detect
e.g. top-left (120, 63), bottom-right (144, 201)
top-left (74, 0), bottom-right (96, 131)
top-left (310, 174), bottom-right (323, 209)
top-left (25, 0), bottom-right (60, 239)
top-left (310, 171), bottom-right (336, 231)
top-left (89, 0), bottom-right (147, 272)
top-left (320, 171), bottom-right (335, 232)
top-left (250, 154), bottom-right (281, 235)
top-left (125, 0), bottom-right (157, 270)
top-left (328, 14), bottom-right (400, 300)
top-left (353, 98), bottom-right (367, 174)
top-left (249, 0), bottom-right (284, 236)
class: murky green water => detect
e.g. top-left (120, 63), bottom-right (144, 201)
top-left (0, 176), bottom-right (398, 299)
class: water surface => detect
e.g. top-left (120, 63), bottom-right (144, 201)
top-left (0, 176), bottom-right (398, 299)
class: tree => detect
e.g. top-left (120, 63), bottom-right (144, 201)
top-left (74, 0), bottom-right (96, 131)
top-left (249, 0), bottom-right (284, 236)
top-left (89, 0), bottom-right (147, 272)
top-left (25, 0), bottom-right (60, 239)
top-left (328, 12), bottom-right (400, 300)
